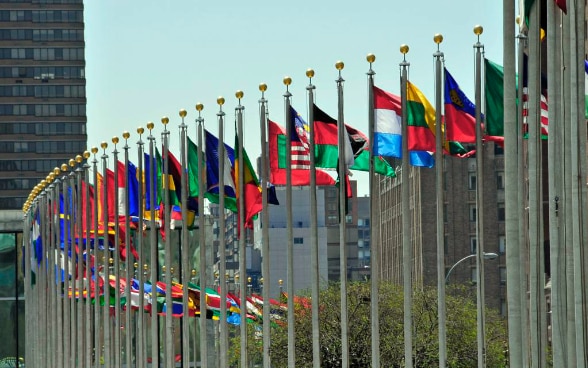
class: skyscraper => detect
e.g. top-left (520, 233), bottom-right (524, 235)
top-left (0, 0), bottom-right (87, 211)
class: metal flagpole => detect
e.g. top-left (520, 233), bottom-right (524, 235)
top-left (136, 127), bottom-right (146, 368)
top-left (75, 154), bottom-right (85, 367)
top-left (61, 161), bottom-right (72, 368)
top-left (433, 35), bottom-right (447, 368)
top-left (146, 121), bottom-right (160, 368)
top-left (527, 2), bottom-right (548, 365)
top-left (306, 69), bottom-right (321, 368)
top-left (112, 136), bottom-right (123, 368)
top-left (122, 131), bottom-right (134, 368)
top-left (54, 165), bottom-right (64, 368)
top-left (366, 54), bottom-right (381, 368)
top-left (546, 2), bottom-right (566, 365)
top-left (335, 60), bottom-right (350, 368)
top-left (216, 97), bottom-right (229, 368)
top-left (473, 25), bottom-right (487, 368)
top-left (516, 21), bottom-right (531, 367)
top-left (505, 5), bottom-right (523, 367)
top-left (83, 150), bottom-right (93, 368)
top-left (48, 170), bottom-right (58, 368)
top-left (257, 84), bottom-right (272, 368)
top-left (100, 141), bottom-right (112, 368)
top-left (568, 3), bottom-right (587, 365)
top-left (399, 45), bottom-right (413, 368)
top-left (91, 147), bottom-right (101, 368)
top-left (161, 116), bottom-right (174, 368)
top-left (282, 76), bottom-right (296, 367)
top-left (195, 103), bottom-right (208, 368)
top-left (235, 90), bottom-right (249, 368)
top-left (179, 108), bottom-right (191, 368)
top-left (69, 159), bottom-right (78, 368)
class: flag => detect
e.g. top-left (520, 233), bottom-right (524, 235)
top-left (485, 58), bottom-right (504, 137)
top-left (311, 103), bottom-right (396, 175)
top-left (373, 86), bottom-right (434, 168)
top-left (143, 152), bottom-right (160, 212)
top-left (521, 54), bottom-right (548, 138)
top-left (234, 132), bottom-right (263, 228)
top-left (117, 161), bottom-right (140, 219)
top-left (204, 129), bottom-right (237, 213)
top-left (584, 60), bottom-right (588, 119)
top-left (444, 68), bottom-right (477, 143)
top-left (268, 119), bottom-right (336, 186)
top-left (313, 104), bottom-right (355, 168)
top-left (406, 81), bottom-right (437, 152)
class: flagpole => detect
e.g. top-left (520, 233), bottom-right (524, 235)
top-left (516, 21), bottom-right (531, 367)
top-left (546, 3), bottom-right (565, 365)
top-left (99, 141), bottom-right (112, 368)
top-left (178, 108), bottom-right (191, 368)
top-left (234, 90), bottom-right (249, 368)
top-left (68, 158), bottom-right (78, 368)
top-left (160, 116), bottom-right (175, 368)
top-left (432, 35), bottom-right (447, 368)
top-left (195, 103), bottom-right (208, 368)
top-left (399, 45), bottom-right (413, 368)
top-left (334, 61), bottom-right (350, 368)
top-left (365, 54), bottom-right (381, 368)
top-left (54, 165), bottom-right (65, 368)
top-left (75, 154), bottom-right (85, 368)
top-left (258, 84), bottom-right (272, 368)
top-left (83, 150), bottom-right (93, 368)
top-left (568, 3), bottom-right (587, 364)
top-left (505, 6), bottom-right (523, 367)
top-left (146, 122), bottom-right (160, 368)
top-left (216, 97), bottom-right (229, 368)
top-left (306, 69), bottom-right (321, 368)
top-left (136, 127), bottom-right (146, 368)
top-left (110, 137), bottom-right (123, 368)
top-left (48, 170), bottom-right (58, 368)
top-left (121, 132), bottom-right (134, 368)
top-left (282, 76), bottom-right (296, 367)
top-left (473, 25), bottom-right (487, 368)
top-left (91, 147), bottom-right (101, 368)
top-left (61, 161), bottom-right (72, 368)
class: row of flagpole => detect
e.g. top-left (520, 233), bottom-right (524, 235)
top-left (22, 9), bottom-right (588, 368)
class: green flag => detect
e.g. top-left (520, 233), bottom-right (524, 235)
top-left (485, 58), bottom-right (504, 137)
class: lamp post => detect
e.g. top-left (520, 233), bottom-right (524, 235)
top-left (259, 277), bottom-right (264, 296)
top-left (247, 277), bottom-right (252, 297)
top-left (278, 279), bottom-right (284, 298)
top-left (445, 252), bottom-right (499, 284)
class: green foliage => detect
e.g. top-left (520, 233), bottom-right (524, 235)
top-left (229, 282), bottom-right (508, 367)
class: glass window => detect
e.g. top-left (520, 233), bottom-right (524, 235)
top-left (498, 203), bottom-right (505, 222)
top-left (469, 205), bottom-right (476, 222)
top-left (497, 172), bottom-right (504, 189)
top-left (471, 268), bottom-right (477, 283)
top-left (468, 172), bottom-right (476, 190)
top-left (498, 235), bottom-right (506, 254)
top-left (500, 267), bottom-right (507, 284)
top-left (470, 236), bottom-right (477, 254)
top-left (293, 237), bottom-right (303, 245)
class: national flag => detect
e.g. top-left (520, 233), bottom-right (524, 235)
top-left (117, 161), bottom-right (140, 219)
top-left (144, 152), bottom-right (160, 212)
top-left (313, 104), bottom-right (355, 168)
top-left (268, 119), bottom-right (336, 186)
top-left (373, 86), bottom-right (434, 168)
top-left (204, 129), bottom-right (237, 213)
top-left (485, 58), bottom-right (504, 137)
top-left (234, 132), bottom-right (263, 229)
top-left (311, 103), bottom-right (395, 176)
top-left (406, 81), bottom-right (437, 152)
top-left (521, 54), bottom-right (548, 138)
top-left (444, 68), bottom-right (477, 143)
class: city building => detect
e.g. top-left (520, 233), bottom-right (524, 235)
top-left (0, 0), bottom-right (86, 361)
top-left (378, 143), bottom-right (507, 314)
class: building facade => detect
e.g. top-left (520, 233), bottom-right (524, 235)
top-left (379, 143), bottom-right (507, 314)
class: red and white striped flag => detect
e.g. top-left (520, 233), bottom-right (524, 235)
top-left (522, 86), bottom-right (548, 137)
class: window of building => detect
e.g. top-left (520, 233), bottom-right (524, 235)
top-left (471, 268), bottom-right (477, 283)
top-left (468, 172), bottom-right (476, 190)
top-left (469, 205), bottom-right (477, 222)
top-left (293, 237), bottom-right (303, 245)
top-left (500, 299), bottom-right (507, 317)
top-left (497, 203), bottom-right (505, 222)
top-left (496, 171), bottom-right (505, 189)
top-left (498, 235), bottom-right (506, 254)
top-left (470, 236), bottom-right (477, 254)
top-left (500, 267), bottom-right (507, 284)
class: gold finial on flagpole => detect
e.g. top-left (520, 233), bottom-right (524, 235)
top-left (366, 54), bottom-right (375, 64)
top-left (112, 136), bottom-right (119, 145)
top-left (195, 103), bottom-right (203, 112)
top-left (400, 44), bottom-right (409, 61)
top-left (53, 167), bottom-right (61, 176)
top-left (61, 163), bottom-right (68, 172)
top-left (473, 25), bottom-right (483, 42)
top-left (91, 147), bottom-right (98, 155)
top-left (179, 109), bottom-right (187, 118)
top-left (217, 96), bottom-right (225, 106)
top-left (235, 90), bottom-right (244, 100)
top-left (147, 121), bottom-right (154, 131)
top-left (137, 127), bottom-right (144, 135)
top-left (75, 155), bottom-right (83, 164)
top-left (515, 16), bottom-right (520, 25)
top-left (83, 151), bottom-right (91, 159)
top-left (68, 158), bottom-right (75, 168)
top-left (306, 68), bottom-right (315, 78)
top-left (283, 76), bottom-right (292, 86)
top-left (259, 83), bottom-right (267, 92)
top-left (122, 131), bottom-right (130, 140)
top-left (335, 61), bottom-right (344, 70)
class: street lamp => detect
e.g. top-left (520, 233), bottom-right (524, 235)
top-left (445, 252), bottom-right (498, 283)
top-left (278, 279), bottom-right (283, 297)
top-left (247, 277), bottom-right (252, 296)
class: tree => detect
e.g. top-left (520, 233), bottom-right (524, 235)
top-left (229, 282), bottom-right (508, 367)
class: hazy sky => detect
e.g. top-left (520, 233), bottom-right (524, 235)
top-left (84, 1), bottom-right (507, 196)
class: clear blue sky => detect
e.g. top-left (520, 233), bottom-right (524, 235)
top-left (84, 1), bottom-right (506, 196)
